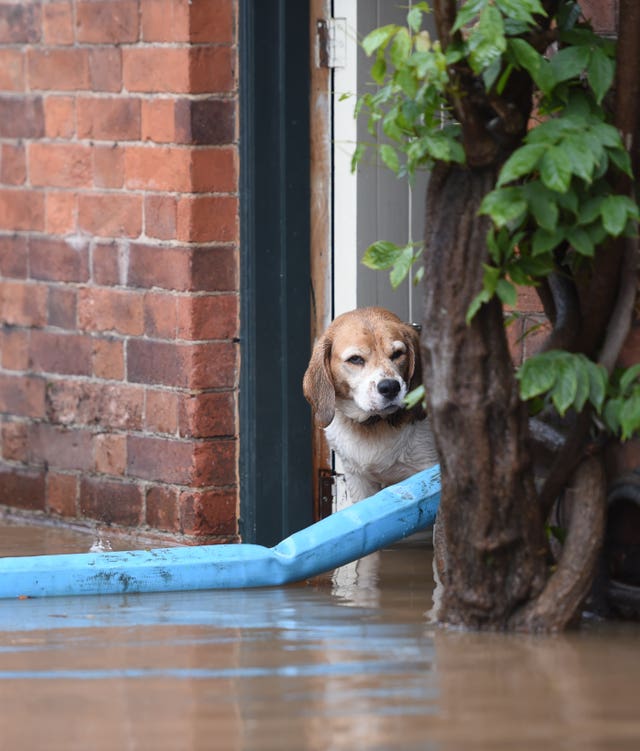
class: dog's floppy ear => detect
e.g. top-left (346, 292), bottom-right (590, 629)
top-left (303, 334), bottom-right (336, 427)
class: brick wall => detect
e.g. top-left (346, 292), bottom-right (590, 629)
top-left (0, 0), bottom-right (240, 540)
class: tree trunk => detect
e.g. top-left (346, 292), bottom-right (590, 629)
top-left (422, 163), bottom-right (548, 629)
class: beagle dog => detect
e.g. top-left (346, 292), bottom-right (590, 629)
top-left (303, 307), bottom-right (438, 502)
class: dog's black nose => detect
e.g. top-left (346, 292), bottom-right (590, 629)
top-left (377, 378), bottom-right (401, 399)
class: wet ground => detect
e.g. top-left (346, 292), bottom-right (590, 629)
top-left (1, 523), bottom-right (640, 750)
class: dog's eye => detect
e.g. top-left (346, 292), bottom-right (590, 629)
top-left (346, 355), bottom-right (365, 366)
top-left (390, 350), bottom-right (405, 361)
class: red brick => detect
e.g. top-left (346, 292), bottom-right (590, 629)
top-left (79, 476), bottom-right (144, 526)
top-left (190, 46), bottom-right (236, 93)
top-left (0, 466), bottom-right (45, 511)
top-left (0, 143), bottom-right (26, 185)
top-left (179, 488), bottom-right (237, 537)
top-left (77, 97), bottom-right (141, 141)
top-left (0, 328), bottom-right (30, 370)
top-left (28, 423), bottom-right (94, 471)
top-left (174, 98), bottom-right (236, 146)
top-left (91, 241), bottom-right (122, 285)
top-left (0, 3), bottom-right (41, 44)
top-left (124, 145), bottom-right (192, 192)
top-left (580, 0), bottom-right (618, 34)
top-left (193, 438), bottom-right (236, 486)
top-left (88, 48), bottom-right (123, 92)
top-left (43, 1), bottom-right (74, 45)
top-left (0, 280), bottom-right (47, 326)
top-left (176, 293), bottom-right (238, 341)
top-left (0, 188), bottom-right (45, 231)
top-left (191, 246), bottom-right (238, 291)
top-left (78, 287), bottom-right (144, 336)
top-left (141, 99), bottom-right (176, 143)
top-left (140, 0), bottom-right (189, 42)
top-left (43, 95), bottom-right (76, 138)
top-left (127, 340), bottom-right (237, 388)
top-left (144, 291), bottom-right (178, 338)
top-left (144, 195), bottom-right (177, 240)
top-left (78, 193), bottom-right (142, 237)
top-left (93, 144), bottom-right (125, 189)
top-left (0, 235), bottom-right (28, 277)
top-left (146, 484), bottom-right (179, 531)
top-left (92, 337), bottom-right (125, 380)
top-left (48, 286), bottom-right (77, 329)
top-left (176, 196), bottom-right (238, 243)
top-left (0, 49), bottom-right (25, 90)
top-left (145, 388), bottom-right (179, 434)
top-left (1, 420), bottom-right (28, 462)
top-left (189, 0), bottom-right (235, 44)
top-left (191, 147), bottom-right (238, 193)
top-left (76, 1), bottom-right (139, 44)
top-left (29, 143), bottom-right (92, 189)
top-left (29, 237), bottom-right (89, 283)
top-left (522, 315), bottom-right (552, 360)
top-left (179, 391), bottom-right (236, 438)
top-left (123, 48), bottom-right (190, 93)
top-left (127, 435), bottom-right (195, 484)
top-left (29, 330), bottom-right (92, 376)
top-left (47, 381), bottom-right (144, 430)
top-left (128, 243), bottom-right (192, 290)
top-left (0, 95), bottom-right (44, 138)
top-left (28, 48), bottom-right (90, 91)
top-left (45, 191), bottom-right (76, 235)
top-left (0, 374), bottom-right (46, 418)
top-left (46, 472), bottom-right (78, 517)
top-left (94, 433), bottom-right (127, 475)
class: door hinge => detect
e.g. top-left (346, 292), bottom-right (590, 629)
top-left (318, 468), bottom-right (336, 519)
top-left (317, 18), bottom-right (347, 68)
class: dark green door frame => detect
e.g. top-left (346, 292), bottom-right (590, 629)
top-left (239, 0), bottom-right (313, 545)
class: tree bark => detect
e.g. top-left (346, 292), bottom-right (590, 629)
top-left (422, 163), bottom-right (548, 629)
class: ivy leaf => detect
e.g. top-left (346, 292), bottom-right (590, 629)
top-left (379, 144), bottom-right (400, 173)
top-left (540, 146), bottom-right (572, 192)
top-left (390, 28), bottom-right (412, 67)
top-left (620, 364), bottom-right (640, 395)
top-left (549, 45), bottom-right (590, 83)
top-left (532, 227), bottom-right (564, 255)
top-left (497, 144), bottom-right (546, 186)
top-left (362, 241), bottom-right (402, 270)
top-left (496, 278), bottom-right (518, 306)
top-left (371, 53), bottom-right (387, 84)
top-left (525, 182), bottom-right (559, 230)
top-left (362, 24), bottom-right (397, 56)
top-left (508, 38), bottom-right (555, 95)
top-left (609, 147), bottom-right (633, 177)
top-left (466, 288), bottom-right (493, 325)
top-left (350, 143), bottom-right (366, 174)
top-left (452, 0), bottom-right (485, 34)
top-left (407, 7), bottom-right (423, 33)
top-left (566, 226), bottom-right (595, 256)
top-left (563, 136), bottom-right (596, 183)
top-left (620, 392), bottom-right (640, 440)
top-left (518, 354), bottom-right (557, 399)
top-left (551, 359), bottom-right (578, 415)
top-left (587, 360), bottom-right (608, 412)
top-left (587, 47), bottom-right (615, 105)
top-left (495, 0), bottom-right (546, 25)
top-left (601, 194), bottom-right (630, 236)
top-left (479, 187), bottom-right (527, 227)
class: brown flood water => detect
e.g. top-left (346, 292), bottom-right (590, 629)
top-left (1, 523), bottom-right (640, 751)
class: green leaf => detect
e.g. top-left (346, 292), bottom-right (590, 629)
top-left (362, 24), bottom-right (397, 56)
top-left (601, 194), bottom-right (629, 236)
top-left (540, 146), bottom-right (572, 193)
top-left (379, 144), bottom-right (400, 173)
top-left (452, 0), bottom-right (485, 34)
top-left (466, 288), bottom-right (493, 325)
top-left (551, 359), bottom-right (578, 415)
top-left (563, 136), bottom-right (596, 183)
top-left (603, 397), bottom-right (623, 433)
top-left (620, 392), bottom-right (640, 440)
top-left (362, 241), bottom-right (402, 270)
top-left (573, 358), bottom-right (590, 412)
top-left (566, 226), bottom-right (595, 256)
top-left (549, 45), bottom-right (590, 83)
top-left (497, 144), bottom-right (546, 186)
top-left (371, 53), bottom-right (387, 85)
top-left (404, 384), bottom-right (426, 409)
top-left (495, 0), bottom-right (546, 24)
top-left (350, 143), bottom-right (366, 174)
top-left (532, 227), bottom-right (564, 256)
top-left (508, 38), bottom-right (554, 94)
top-left (479, 187), bottom-right (527, 227)
top-left (587, 47), bottom-right (615, 105)
top-left (496, 278), bottom-right (517, 306)
top-left (587, 361), bottom-right (607, 412)
top-left (609, 147), bottom-right (633, 177)
top-left (389, 245), bottom-right (416, 288)
top-left (518, 353), bottom-right (557, 399)
top-left (525, 182), bottom-right (559, 230)
top-left (390, 28), bottom-right (412, 67)
top-left (620, 364), bottom-right (640, 395)
top-left (407, 7), bottom-right (423, 33)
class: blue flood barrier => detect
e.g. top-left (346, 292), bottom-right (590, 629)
top-left (0, 464), bottom-right (441, 599)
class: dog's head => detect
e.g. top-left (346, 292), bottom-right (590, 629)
top-left (303, 307), bottom-right (423, 427)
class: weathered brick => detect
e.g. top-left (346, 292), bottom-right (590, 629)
top-left (144, 291), bottom-right (178, 338)
top-left (93, 144), bottom-right (125, 189)
top-left (28, 49), bottom-right (90, 91)
top-left (128, 243), bottom-right (192, 290)
top-left (0, 143), bottom-right (26, 186)
top-left (78, 192), bottom-right (142, 237)
top-left (43, 95), bottom-right (76, 139)
top-left (0, 235), bottom-right (28, 278)
top-left (192, 439), bottom-right (236, 487)
top-left (0, 95), bottom-right (44, 138)
top-left (179, 391), bottom-right (236, 438)
top-left (188, 0), bottom-right (235, 44)
top-left (79, 476), bottom-right (144, 526)
top-left (0, 374), bottom-right (46, 418)
top-left (176, 196), bottom-right (238, 243)
top-left (76, 1), bottom-right (139, 44)
top-left (43, 1), bottom-right (74, 45)
top-left (144, 195), bottom-right (177, 240)
top-left (141, 0), bottom-right (234, 43)
top-left (1, 420), bottom-right (28, 462)
top-left (191, 245), bottom-right (238, 292)
top-left (94, 433), bottom-right (127, 475)
top-left (91, 241), bottom-right (123, 286)
top-left (0, 49), bottom-right (25, 90)
top-left (176, 293), bottom-right (238, 341)
top-left (127, 435), bottom-right (195, 484)
top-left (88, 48), bottom-right (123, 92)
top-left (124, 145), bottom-right (192, 192)
top-left (78, 287), bottom-right (145, 336)
top-left (29, 237), bottom-right (89, 283)
top-left (48, 286), bottom-right (77, 329)
top-left (190, 147), bottom-right (238, 193)
top-left (146, 484), bottom-right (180, 532)
top-left (0, 465), bottom-right (45, 511)
top-left (77, 97), bottom-right (141, 141)
top-left (46, 380), bottom-right (144, 430)
top-left (45, 191), bottom-right (76, 235)
top-left (46, 472), bottom-right (78, 517)
top-left (28, 423), bottom-right (94, 471)
top-left (0, 189), bottom-right (44, 231)
top-left (145, 388), bottom-right (179, 434)
top-left (92, 337), bottom-right (125, 380)
top-left (580, 0), bottom-right (618, 34)
top-left (0, 280), bottom-right (47, 326)
top-left (179, 488), bottom-right (237, 537)
top-left (190, 47), bottom-right (236, 93)
top-left (29, 330), bottom-right (92, 376)
top-left (0, 3), bottom-right (41, 44)
top-left (0, 328), bottom-right (30, 371)
top-left (123, 48), bottom-right (190, 93)
top-left (522, 316), bottom-right (552, 360)
top-left (174, 98), bottom-right (235, 145)
top-left (141, 98), bottom-right (176, 143)
top-left (28, 143), bottom-right (92, 189)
